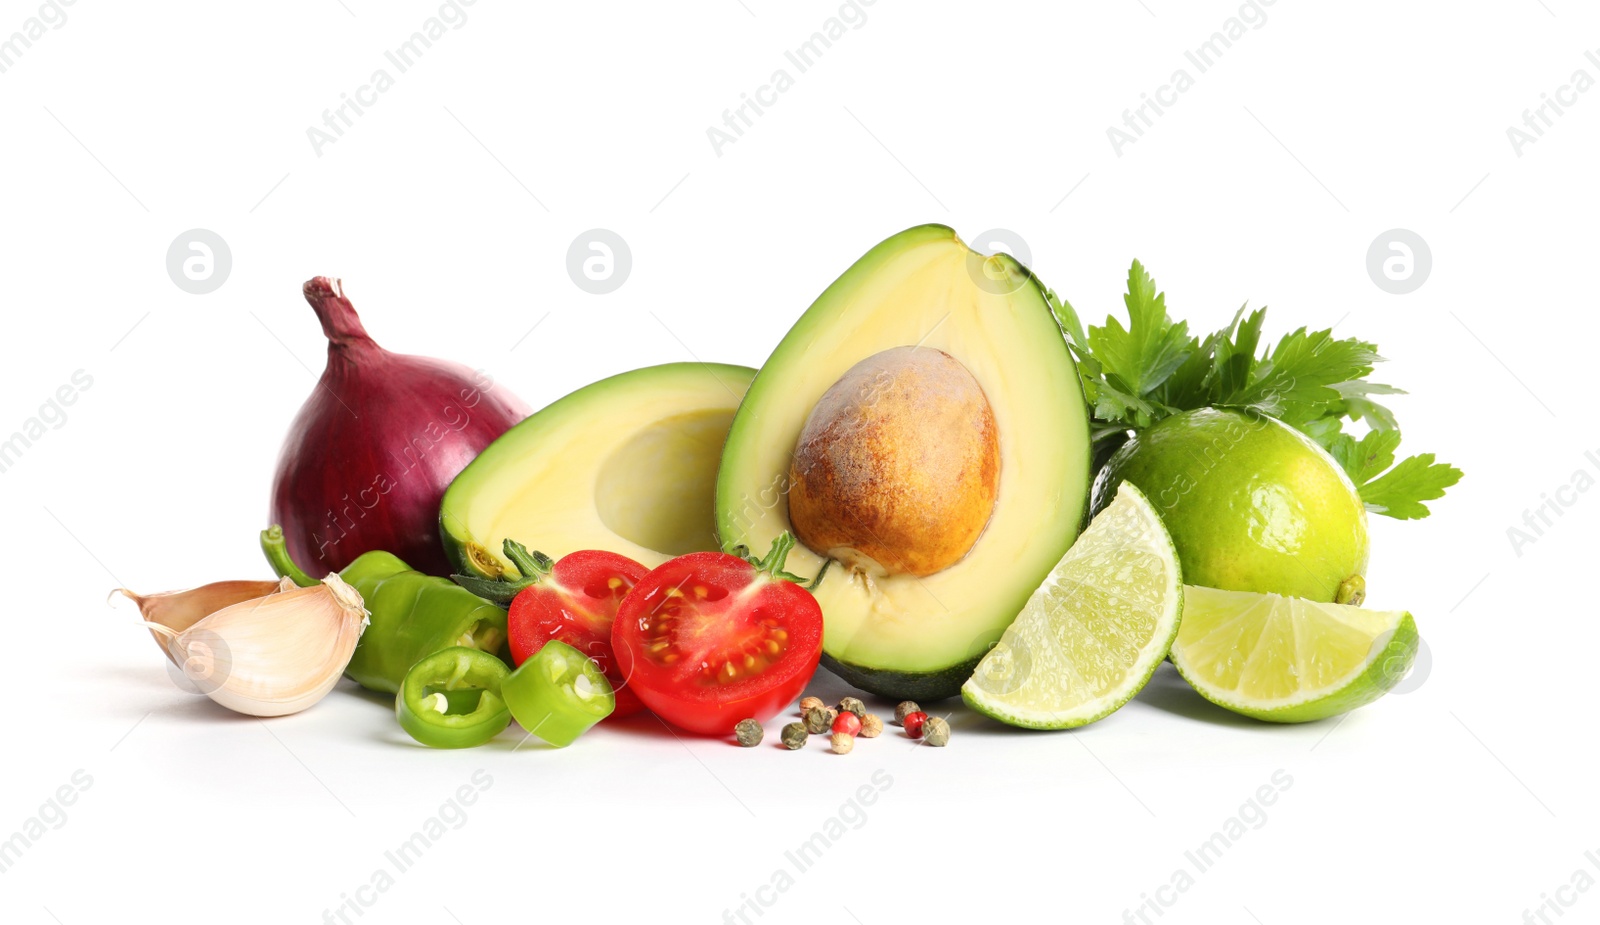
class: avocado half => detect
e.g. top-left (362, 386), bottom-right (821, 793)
top-left (715, 225), bottom-right (1092, 700)
top-left (442, 363), bottom-right (756, 577)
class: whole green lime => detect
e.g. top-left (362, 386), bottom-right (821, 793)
top-left (1092, 408), bottom-right (1369, 604)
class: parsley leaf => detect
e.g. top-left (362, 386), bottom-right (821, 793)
top-left (1085, 261), bottom-right (1194, 400)
top-left (1209, 305), bottom-right (1266, 402)
top-left (1049, 288), bottom-right (1167, 429)
top-left (1330, 380), bottom-right (1404, 431)
top-left (1317, 425), bottom-right (1461, 518)
top-left (1050, 259), bottom-right (1461, 519)
top-left (1215, 327), bottom-right (1380, 427)
top-left (1333, 428), bottom-right (1402, 485)
top-left (1358, 453), bottom-right (1464, 520)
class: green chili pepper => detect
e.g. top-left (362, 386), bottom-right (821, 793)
top-left (260, 525), bottom-right (508, 694)
top-left (501, 640), bottom-right (615, 747)
top-left (395, 647), bottom-right (511, 749)
top-left (431, 688), bottom-right (486, 714)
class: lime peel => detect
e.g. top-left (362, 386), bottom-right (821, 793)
top-left (1171, 586), bottom-right (1418, 723)
top-left (961, 483), bottom-right (1183, 729)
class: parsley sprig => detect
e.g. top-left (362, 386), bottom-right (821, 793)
top-left (1047, 261), bottom-right (1461, 520)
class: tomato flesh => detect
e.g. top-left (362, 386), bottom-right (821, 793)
top-left (508, 549), bottom-right (648, 718)
top-left (613, 550), bottom-right (823, 735)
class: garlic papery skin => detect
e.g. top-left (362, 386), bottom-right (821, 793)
top-left (149, 574), bottom-right (369, 717)
top-left (119, 578), bottom-right (296, 669)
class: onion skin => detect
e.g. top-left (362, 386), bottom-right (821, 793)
top-left (269, 278), bottom-right (529, 577)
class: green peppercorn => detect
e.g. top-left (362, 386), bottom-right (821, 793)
top-left (804, 705), bottom-right (836, 735)
top-left (780, 722), bottom-right (808, 750)
top-left (830, 732), bottom-right (854, 755)
top-left (922, 715), bottom-right (950, 747)
top-left (859, 713), bottom-right (883, 738)
top-left (734, 718), bottom-right (763, 747)
top-left (894, 701), bottom-right (920, 726)
top-left (837, 696), bottom-right (867, 722)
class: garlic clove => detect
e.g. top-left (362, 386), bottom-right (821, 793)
top-left (161, 574), bottom-right (368, 717)
top-left (118, 578), bottom-right (294, 668)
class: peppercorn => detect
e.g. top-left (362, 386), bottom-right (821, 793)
top-left (894, 701), bottom-right (921, 726)
top-left (734, 718), bottom-right (763, 748)
top-left (804, 705), bottom-right (836, 735)
top-left (903, 710), bottom-right (929, 739)
top-left (837, 696), bottom-right (867, 722)
top-left (832, 711), bottom-right (862, 737)
top-left (830, 732), bottom-right (854, 755)
top-left (859, 713), bottom-right (883, 738)
top-left (780, 722), bottom-right (808, 750)
top-left (922, 715), bottom-right (950, 747)
top-left (798, 695), bottom-right (825, 715)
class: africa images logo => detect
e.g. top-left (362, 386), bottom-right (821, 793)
top-left (0, 370), bottom-right (92, 476)
top-left (1505, 47), bottom-right (1600, 157)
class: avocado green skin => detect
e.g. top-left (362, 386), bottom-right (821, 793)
top-left (1092, 408), bottom-right (1368, 603)
top-left (716, 224), bottom-right (1092, 699)
top-left (820, 650), bottom-right (984, 703)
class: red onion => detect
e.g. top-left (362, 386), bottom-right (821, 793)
top-left (269, 278), bottom-right (529, 577)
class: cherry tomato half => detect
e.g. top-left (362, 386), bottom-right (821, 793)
top-left (612, 534), bottom-right (823, 736)
top-left (508, 548), bottom-right (649, 718)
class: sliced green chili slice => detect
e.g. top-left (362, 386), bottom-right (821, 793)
top-left (396, 647), bottom-right (511, 749)
top-left (502, 640), bottom-right (615, 747)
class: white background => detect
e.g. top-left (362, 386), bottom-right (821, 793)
top-left (1, 1), bottom-right (1594, 923)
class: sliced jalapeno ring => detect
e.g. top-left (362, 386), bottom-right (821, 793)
top-left (429, 688), bottom-right (487, 714)
top-left (396, 647), bottom-right (511, 749)
top-left (502, 640), bottom-right (615, 748)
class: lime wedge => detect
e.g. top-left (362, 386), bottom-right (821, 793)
top-left (961, 483), bottom-right (1182, 729)
top-left (1170, 586), bottom-right (1418, 723)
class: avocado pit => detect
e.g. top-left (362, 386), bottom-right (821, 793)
top-left (786, 346), bottom-right (999, 577)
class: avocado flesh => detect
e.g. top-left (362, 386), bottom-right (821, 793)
top-left (442, 363), bottom-right (756, 577)
top-left (716, 225), bottom-right (1092, 700)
